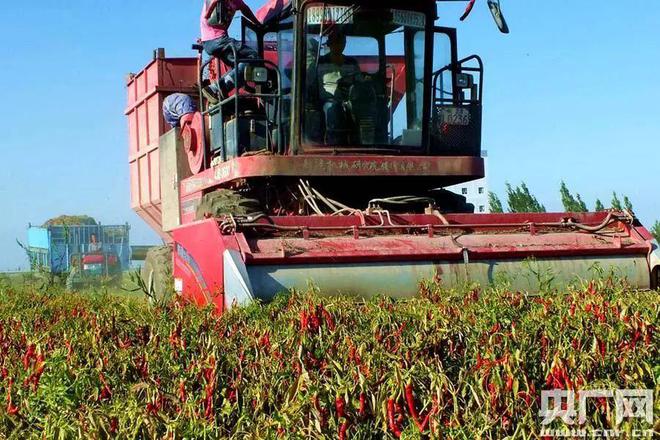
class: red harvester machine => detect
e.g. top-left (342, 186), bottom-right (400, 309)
top-left (126, 0), bottom-right (659, 312)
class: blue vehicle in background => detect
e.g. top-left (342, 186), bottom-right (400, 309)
top-left (26, 223), bottom-right (131, 289)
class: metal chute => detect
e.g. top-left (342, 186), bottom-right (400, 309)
top-left (230, 255), bottom-right (650, 303)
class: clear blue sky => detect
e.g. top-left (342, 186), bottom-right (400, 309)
top-left (0, 1), bottom-right (658, 271)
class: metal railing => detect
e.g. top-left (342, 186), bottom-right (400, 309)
top-left (433, 54), bottom-right (484, 105)
top-left (198, 45), bottom-right (284, 164)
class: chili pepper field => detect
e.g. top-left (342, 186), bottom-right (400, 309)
top-left (0, 276), bottom-right (657, 439)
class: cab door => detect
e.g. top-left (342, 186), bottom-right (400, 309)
top-left (431, 27), bottom-right (483, 157)
top-left (242, 17), bottom-right (294, 152)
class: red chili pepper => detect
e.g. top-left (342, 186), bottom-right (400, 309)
top-left (309, 313), bottom-right (320, 332)
top-left (22, 343), bottom-right (35, 370)
top-left (335, 396), bottom-right (346, 419)
top-left (260, 332), bottom-right (271, 353)
top-left (5, 380), bottom-right (18, 416)
top-left (597, 338), bottom-right (606, 359)
top-left (572, 338), bottom-right (580, 350)
top-left (204, 388), bottom-right (214, 420)
top-left (338, 421), bottom-right (349, 440)
top-left (321, 308), bottom-right (335, 331)
top-left (99, 373), bottom-right (112, 401)
top-left (6, 400), bottom-right (18, 416)
top-left (587, 281), bottom-right (597, 295)
top-left (644, 326), bottom-right (653, 346)
top-left (358, 392), bottom-right (366, 418)
top-left (300, 311), bottom-right (308, 333)
top-left (310, 395), bottom-right (328, 428)
top-left (488, 382), bottom-right (498, 407)
top-left (387, 399), bottom-right (402, 438)
top-left (179, 379), bottom-right (187, 403)
top-left (109, 417), bottom-right (118, 434)
top-left (405, 384), bottom-right (423, 430)
top-left (65, 341), bottom-right (74, 361)
top-left (540, 334), bottom-right (549, 359)
top-left (24, 353), bottom-right (46, 391)
top-left (518, 390), bottom-right (532, 406)
top-left (505, 375), bottom-right (514, 393)
top-left (146, 402), bottom-right (158, 416)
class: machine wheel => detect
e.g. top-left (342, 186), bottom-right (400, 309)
top-left (141, 245), bottom-right (173, 302)
top-left (195, 189), bottom-right (262, 220)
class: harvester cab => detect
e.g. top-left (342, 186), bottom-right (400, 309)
top-left (185, 0), bottom-right (490, 208)
top-left (173, 0), bottom-right (508, 163)
top-left (126, 0), bottom-right (659, 312)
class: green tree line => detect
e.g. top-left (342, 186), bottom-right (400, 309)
top-left (488, 182), bottom-right (659, 241)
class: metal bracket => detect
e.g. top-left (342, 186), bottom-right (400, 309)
top-left (529, 223), bottom-right (537, 236)
top-left (462, 248), bottom-right (471, 283)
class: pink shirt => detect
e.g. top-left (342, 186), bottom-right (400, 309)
top-left (200, 0), bottom-right (245, 41)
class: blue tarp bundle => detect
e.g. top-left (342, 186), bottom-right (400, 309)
top-left (163, 93), bottom-right (196, 127)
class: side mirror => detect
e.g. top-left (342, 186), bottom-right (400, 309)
top-left (456, 73), bottom-right (474, 89)
top-left (487, 0), bottom-right (510, 34)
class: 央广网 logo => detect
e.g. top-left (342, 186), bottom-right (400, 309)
top-left (539, 389), bottom-right (654, 438)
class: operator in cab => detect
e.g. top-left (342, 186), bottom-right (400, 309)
top-left (314, 29), bottom-right (363, 144)
top-left (200, 0), bottom-right (262, 99)
top-left (89, 234), bottom-right (102, 253)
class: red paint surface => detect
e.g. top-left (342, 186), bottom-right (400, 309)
top-left (125, 57), bottom-right (198, 240)
top-left (180, 155), bottom-right (484, 197)
top-left (172, 219), bottom-right (242, 312)
top-left (235, 212), bottom-right (651, 265)
top-left (82, 254), bottom-right (118, 265)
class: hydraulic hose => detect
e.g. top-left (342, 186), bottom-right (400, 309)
top-left (565, 212), bottom-right (621, 233)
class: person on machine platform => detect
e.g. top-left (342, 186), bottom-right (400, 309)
top-left (200, 0), bottom-right (262, 98)
top-left (315, 29), bottom-right (363, 144)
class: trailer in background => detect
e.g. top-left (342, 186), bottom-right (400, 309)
top-left (26, 224), bottom-right (132, 288)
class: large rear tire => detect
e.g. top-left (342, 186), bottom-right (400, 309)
top-left (195, 189), bottom-right (262, 220)
top-left (141, 245), bottom-right (173, 302)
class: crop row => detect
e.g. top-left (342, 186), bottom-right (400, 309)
top-left (0, 278), bottom-right (657, 439)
